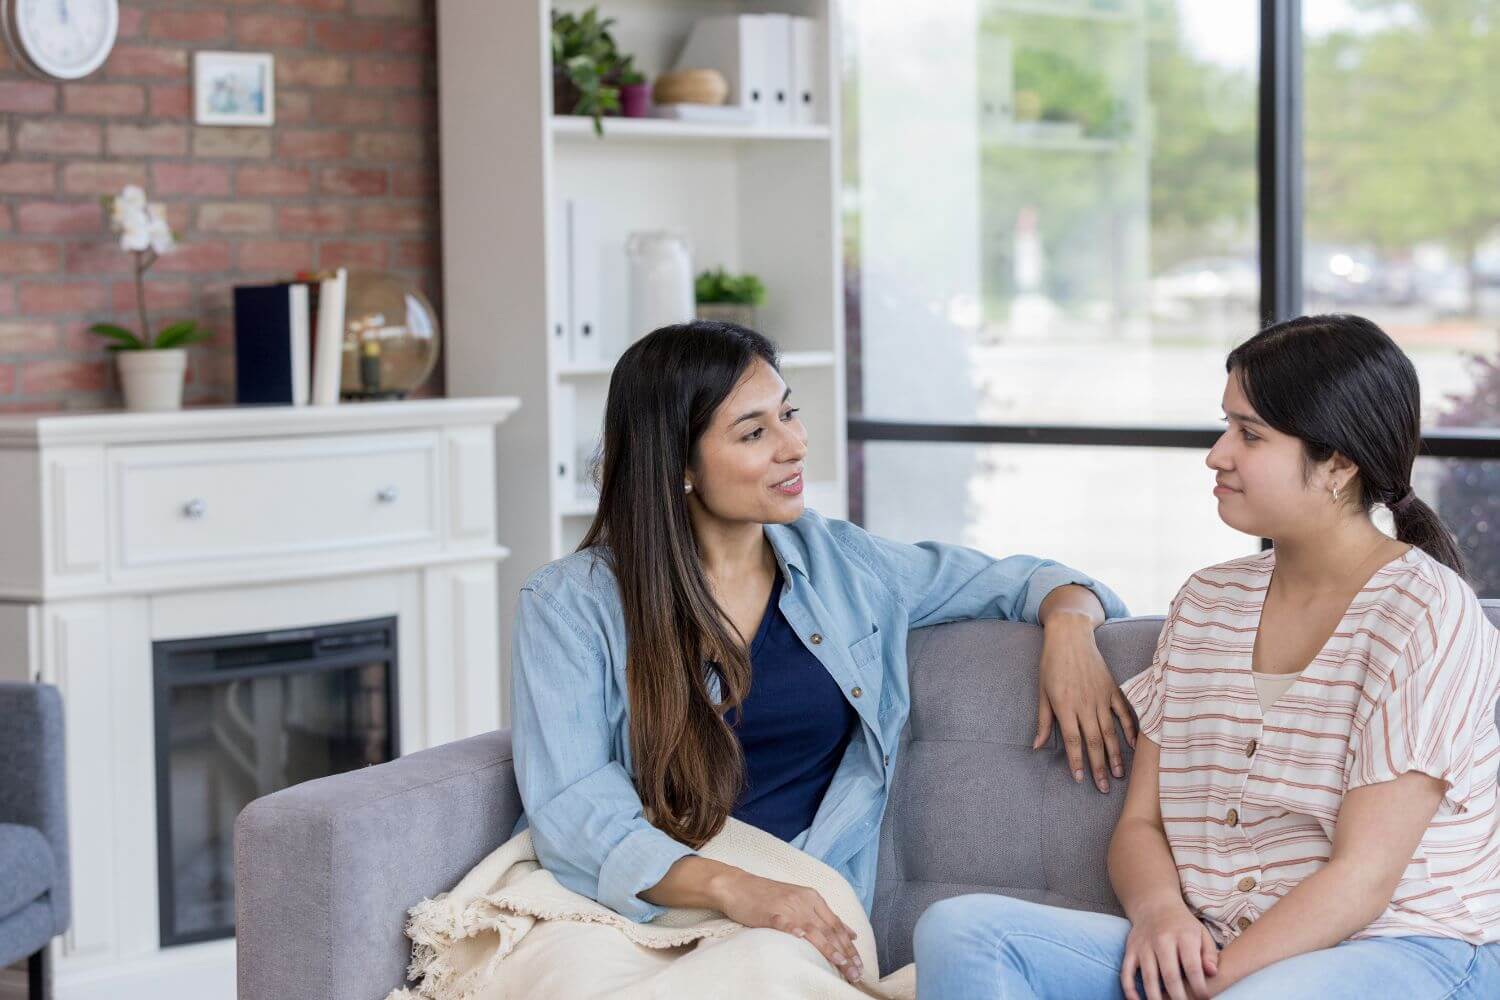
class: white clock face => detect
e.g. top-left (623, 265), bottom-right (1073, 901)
top-left (14, 0), bottom-right (118, 79)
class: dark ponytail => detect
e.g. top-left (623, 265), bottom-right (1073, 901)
top-left (1226, 314), bottom-right (1467, 578)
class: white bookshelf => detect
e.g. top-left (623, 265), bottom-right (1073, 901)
top-left (437, 0), bottom-right (848, 661)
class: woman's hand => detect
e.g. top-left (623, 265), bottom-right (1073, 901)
top-left (709, 868), bottom-right (864, 983)
top-left (1121, 901), bottom-right (1219, 1000)
top-left (1034, 609), bottom-right (1136, 792)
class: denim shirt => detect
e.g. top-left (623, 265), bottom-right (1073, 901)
top-left (509, 509), bottom-right (1129, 923)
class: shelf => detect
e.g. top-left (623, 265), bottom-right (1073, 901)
top-left (557, 350), bottom-right (836, 380)
top-left (991, 1), bottom-right (1141, 23)
top-left (552, 115), bottom-right (832, 144)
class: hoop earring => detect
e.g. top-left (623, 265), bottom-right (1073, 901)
top-left (684, 482), bottom-right (693, 495)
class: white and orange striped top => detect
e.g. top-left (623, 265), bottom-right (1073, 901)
top-left (1122, 546), bottom-right (1500, 946)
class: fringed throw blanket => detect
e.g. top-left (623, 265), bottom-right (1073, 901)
top-left (386, 818), bottom-right (916, 1000)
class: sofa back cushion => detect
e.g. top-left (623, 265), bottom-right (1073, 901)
top-left (871, 602), bottom-right (1500, 973)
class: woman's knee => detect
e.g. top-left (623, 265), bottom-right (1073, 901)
top-left (914, 892), bottom-right (1031, 961)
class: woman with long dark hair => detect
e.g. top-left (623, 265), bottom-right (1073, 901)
top-left (509, 321), bottom-right (1131, 983)
top-left (914, 314), bottom-right (1500, 998)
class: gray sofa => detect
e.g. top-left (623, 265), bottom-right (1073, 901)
top-left (0, 683), bottom-right (70, 1000)
top-left (236, 605), bottom-right (1500, 999)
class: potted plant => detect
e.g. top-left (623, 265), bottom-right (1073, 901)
top-left (89, 185), bottom-right (208, 412)
top-left (551, 7), bottom-right (648, 134)
top-left (695, 268), bottom-right (768, 328)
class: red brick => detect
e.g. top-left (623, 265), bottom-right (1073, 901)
top-left (278, 204), bottom-right (350, 233)
top-left (192, 128), bottom-right (273, 158)
top-left (107, 123), bottom-right (189, 157)
top-left (21, 360), bottom-right (110, 394)
top-left (105, 46), bottom-right (190, 79)
top-left (146, 10), bottom-right (228, 42)
top-left (236, 165), bottom-right (312, 196)
top-left (111, 280), bottom-right (196, 315)
top-left (389, 25), bottom-right (434, 54)
top-left (389, 95), bottom-right (433, 128)
top-left (353, 0), bottom-right (423, 17)
top-left (320, 241), bottom-right (388, 270)
top-left (0, 124), bottom-right (8, 154)
top-left (319, 167), bottom-right (387, 196)
top-left (18, 202), bottom-right (104, 236)
top-left (0, 244), bottom-right (63, 274)
top-left (356, 203), bottom-right (429, 233)
top-left (314, 20), bottom-right (385, 50)
top-left (0, 366), bottom-right (14, 395)
top-left (62, 161), bottom-right (149, 195)
top-left (352, 57), bottom-right (423, 89)
top-left (276, 91), bottom-right (313, 124)
top-left (19, 282), bottom-right (110, 315)
top-left (16, 121), bottom-right (101, 155)
top-left (394, 239), bottom-right (435, 270)
top-left (239, 240), bottom-right (315, 272)
top-left (278, 55), bottom-right (350, 88)
top-left (64, 83), bottom-right (146, 115)
top-left (277, 130), bottom-right (350, 160)
top-left (394, 167), bottom-right (436, 198)
top-left (235, 12), bottom-right (307, 47)
top-left (152, 163), bottom-right (231, 196)
top-left (0, 402), bottom-right (66, 414)
top-left (0, 205), bottom-right (9, 232)
top-left (64, 244), bottom-right (136, 275)
top-left (352, 131), bottom-right (426, 161)
top-left (275, 0), bottom-right (349, 11)
top-left (313, 92), bottom-right (384, 125)
top-left (0, 163), bottom-right (57, 195)
top-left (0, 322), bottom-right (59, 353)
top-left (0, 80), bottom-right (58, 113)
top-left (118, 6), bottom-right (145, 37)
top-left (153, 242), bottom-right (233, 274)
top-left (197, 202), bottom-right (274, 233)
top-left (150, 84), bottom-right (192, 118)
top-left (0, 285), bottom-right (13, 314)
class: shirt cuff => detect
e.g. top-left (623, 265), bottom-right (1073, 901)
top-left (1021, 562), bottom-right (1132, 625)
top-left (596, 824), bottom-right (699, 923)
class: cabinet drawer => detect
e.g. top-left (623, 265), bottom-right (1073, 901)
top-left (111, 432), bottom-right (440, 574)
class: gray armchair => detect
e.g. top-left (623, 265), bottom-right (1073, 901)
top-left (0, 683), bottom-right (70, 1000)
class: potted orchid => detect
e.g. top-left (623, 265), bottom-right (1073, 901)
top-left (89, 185), bottom-right (208, 411)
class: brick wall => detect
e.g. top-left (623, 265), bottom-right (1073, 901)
top-left (0, 0), bottom-right (442, 411)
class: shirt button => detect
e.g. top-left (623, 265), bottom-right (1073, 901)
top-left (1238, 876), bottom-right (1257, 893)
top-left (1245, 739), bottom-right (1258, 758)
top-left (1226, 809), bottom-right (1240, 827)
top-left (851, 686), bottom-right (863, 698)
top-left (1236, 916), bottom-right (1253, 932)
top-left (810, 633), bottom-right (823, 645)
top-left (883, 754), bottom-right (890, 767)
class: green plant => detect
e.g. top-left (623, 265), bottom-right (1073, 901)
top-left (552, 7), bottom-right (641, 135)
top-left (695, 268), bottom-right (768, 306)
top-left (89, 319), bottom-right (209, 352)
top-left (90, 185), bottom-right (211, 352)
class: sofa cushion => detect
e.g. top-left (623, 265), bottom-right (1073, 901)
top-left (0, 823), bottom-right (53, 923)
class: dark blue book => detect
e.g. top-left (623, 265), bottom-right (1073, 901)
top-left (234, 282), bottom-right (309, 405)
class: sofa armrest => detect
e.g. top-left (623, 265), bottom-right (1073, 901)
top-left (0, 682), bottom-right (69, 935)
top-left (235, 729), bottom-right (522, 1000)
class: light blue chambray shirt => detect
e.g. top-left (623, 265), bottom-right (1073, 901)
top-left (509, 509), bottom-right (1130, 923)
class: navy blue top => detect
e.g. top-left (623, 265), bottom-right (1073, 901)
top-left (728, 568), bottom-right (859, 841)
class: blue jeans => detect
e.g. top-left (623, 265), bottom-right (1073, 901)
top-left (913, 893), bottom-right (1500, 999)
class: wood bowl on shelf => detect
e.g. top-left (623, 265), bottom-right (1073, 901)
top-left (652, 68), bottom-right (728, 106)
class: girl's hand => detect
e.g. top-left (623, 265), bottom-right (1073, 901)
top-left (710, 869), bottom-right (864, 983)
top-left (1034, 612), bottom-right (1136, 792)
top-left (1121, 902), bottom-right (1219, 1000)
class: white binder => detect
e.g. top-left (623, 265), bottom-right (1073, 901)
top-left (553, 382), bottom-right (577, 501)
top-left (550, 200), bottom-right (571, 366)
top-left (675, 15), bottom-right (771, 123)
top-left (789, 17), bottom-right (822, 127)
top-left (760, 14), bottom-right (793, 126)
top-left (566, 198), bottom-right (604, 365)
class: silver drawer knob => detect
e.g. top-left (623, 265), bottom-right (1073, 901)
top-left (182, 498), bottom-right (206, 519)
top-left (376, 486), bottom-right (399, 504)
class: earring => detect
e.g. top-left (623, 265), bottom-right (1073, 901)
top-left (684, 481), bottom-right (693, 494)
top-left (1331, 483), bottom-right (1342, 505)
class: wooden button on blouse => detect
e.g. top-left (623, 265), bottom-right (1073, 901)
top-left (1226, 809), bottom-right (1240, 827)
top-left (1237, 916), bottom-right (1253, 932)
top-left (1245, 739), bottom-right (1258, 758)
top-left (1238, 876), bottom-right (1257, 893)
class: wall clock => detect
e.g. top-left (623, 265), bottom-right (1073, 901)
top-left (1, 0), bottom-right (119, 81)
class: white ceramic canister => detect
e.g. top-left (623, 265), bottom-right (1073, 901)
top-left (626, 231), bottom-right (694, 340)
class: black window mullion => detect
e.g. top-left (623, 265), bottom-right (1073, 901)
top-left (1259, 0), bottom-right (1303, 325)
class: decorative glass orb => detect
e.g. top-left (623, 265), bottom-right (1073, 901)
top-left (339, 271), bottom-right (440, 399)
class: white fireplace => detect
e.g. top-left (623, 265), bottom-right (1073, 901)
top-left (0, 397), bottom-right (519, 1000)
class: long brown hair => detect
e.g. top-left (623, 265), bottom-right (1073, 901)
top-left (579, 321), bottom-right (780, 847)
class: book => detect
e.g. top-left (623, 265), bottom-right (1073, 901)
top-left (310, 268), bottom-right (347, 406)
top-left (233, 282), bottom-right (310, 406)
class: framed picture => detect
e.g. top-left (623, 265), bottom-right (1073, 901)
top-left (194, 51), bottom-right (275, 127)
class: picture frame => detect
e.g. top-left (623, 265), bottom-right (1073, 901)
top-left (194, 50), bottom-right (275, 127)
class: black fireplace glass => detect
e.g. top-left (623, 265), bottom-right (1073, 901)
top-left (153, 617), bottom-right (398, 946)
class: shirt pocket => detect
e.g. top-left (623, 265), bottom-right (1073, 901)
top-left (848, 626), bottom-right (882, 669)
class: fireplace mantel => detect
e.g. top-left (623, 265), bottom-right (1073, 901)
top-left (0, 397), bottom-right (520, 1000)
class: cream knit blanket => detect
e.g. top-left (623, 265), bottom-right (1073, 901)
top-left (385, 818), bottom-right (916, 1000)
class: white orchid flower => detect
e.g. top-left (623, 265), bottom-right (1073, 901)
top-left (147, 203), bottom-right (175, 255)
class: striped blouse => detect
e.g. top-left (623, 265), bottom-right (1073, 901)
top-left (1122, 546), bottom-right (1500, 945)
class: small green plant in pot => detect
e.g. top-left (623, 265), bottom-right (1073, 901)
top-left (552, 7), bottom-right (643, 134)
top-left (695, 268), bottom-right (767, 328)
top-left (90, 185), bottom-right (210, 412)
